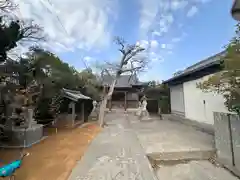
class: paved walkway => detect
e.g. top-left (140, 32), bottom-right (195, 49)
top-left (68, 111), bottom-right (158, 180)
top-left (155, 160), bottom-right (239, 180)
top-left (128, 115), bottom-right (238, 180)
top-left (68, 111), bottom-right (239, 180)
top-left (129, 115), bottom-right (214, 158)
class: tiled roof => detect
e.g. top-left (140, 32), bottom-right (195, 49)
top-left (164, 51), bottom-right (226, 84)
top-left (62, 88), bottom-right (91, 101)
top-left (101, 74), bottom-right (140, 87)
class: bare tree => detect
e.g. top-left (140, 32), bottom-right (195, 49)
top-left (98, 37), bottom-right (149, 127)
top-left (0, 0), bottom-right (17, 12)
top-left (0, 19), bottom-right (45, 62)
top-left (19, 20), bottom-right (45, 41)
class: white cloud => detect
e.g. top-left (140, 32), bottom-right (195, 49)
top-left (150, 52), bottom-right (156, 56)
top-left (150, 40), bottom-right (159, 48)
top-left (139, 0), bottom-right (159, 33)
top-left (83, 56), bottom-right (93, 62)
top-left (136, 40), bottom-right (149, 49)
top-left (187, 6), bottom-right (198, 17)
top-left (14, 0), bottom-right (117, 52)
top-left (161, 44), bottom-right (166, 49)
top-left (149, 51), bottom-right (164, 63)
top-left (139, 0), bottom-right (178, 39)
top-left (194, 0), bottom-right (211, 3)
top-left (157, 14), bottom-right (174, 35)
top-left (139, 0), bottom-right (210, 38)
top-left (166, 44), bottom-right (174, 49)
top-left (139, 69), bottom-right (163, 81)
top-left (138, 0), bottom-right (212, 76)
top-left (172, 37), bottom-right (182, 42)
top-left (160, 43), bottom-right (174, 50)
top-left (163, 14), bottom-right (174, 24)
top-left (201, 0), bottom-right (211, 3)
top-left (171, 0), bottom-right (188, 10)
top-left (159, 20), bottom-right (167, 28)
top-left (152, 31), bottom-right (162, 37)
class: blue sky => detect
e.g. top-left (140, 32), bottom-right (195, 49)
top-left (15, 0), bottom-right (236, 81)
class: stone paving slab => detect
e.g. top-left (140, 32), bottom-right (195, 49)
top-left (129, 116), bottom-right (214, 157)
top-left (68, 112), bottom-right (158, 180)
top-left (155, 161), bottom-right (239, 180)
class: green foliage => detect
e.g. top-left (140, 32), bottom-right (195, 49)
top-left (0, 0), bottom-right (100, 123)
top-left (26, 48), bottom-right (101, 119)
top-left (144, 83), bottom-right (170, 113)
top-left (78, 69), bottom-right (101, 101)
top-left (148, 80), bottom-right (157, 87)
top-left (197, 23), bottom-right (240, 114)
top-left (1, 46), bottom-right (101, 120)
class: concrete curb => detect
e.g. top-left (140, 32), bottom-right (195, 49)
top-left (147, 149), bottom-right (216, 161)
top-left (163, 114), bottom-right (214, 136)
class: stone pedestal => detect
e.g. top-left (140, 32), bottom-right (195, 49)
top-left (26, 108), bottom-right (37, 128)
top-left (0, 108), bottom-right (44, 148)
top-left (4, 124), bottom-right (44, 147)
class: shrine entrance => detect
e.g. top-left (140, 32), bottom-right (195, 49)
top-left (108, 91), bottom-right (127, 110)
top-left (101, 74), bottom-right (147, 111)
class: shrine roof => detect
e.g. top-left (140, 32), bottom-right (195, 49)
top-left (101, 74), bottom-right (145, 88)
top-left (62, 88), bottom-right (91, 102)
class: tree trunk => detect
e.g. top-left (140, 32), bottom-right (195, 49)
top-left (98, 78), bottom-right (117, 127)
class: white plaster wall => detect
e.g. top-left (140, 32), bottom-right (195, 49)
top-left (183, 74), bottom-right (231, 125)
top-left (170, 84), bottom-right (185, 116)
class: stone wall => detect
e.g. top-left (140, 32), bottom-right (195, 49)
top-left (3, 125), bottom-right (43, 148)
top-left (214, 112), bottom-right (240, 176)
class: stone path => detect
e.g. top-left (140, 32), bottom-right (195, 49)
top-left (68, 111), bottom-right (158, 180)
top-left (129, 115), bottom-right (239, 180)
top-left (129, 115), bottom-right (214, 158)
top-left (68, 111), bottom-right (239, 180)
top-left (156, 160), bottom-right (239, 180)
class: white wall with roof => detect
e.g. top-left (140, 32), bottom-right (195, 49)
top-left (183, 74), bottom-right (232, 125)
top-left (170, 84), bottom-right (185, 116)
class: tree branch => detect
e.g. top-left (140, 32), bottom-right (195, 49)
top-left (114, 37), bottom-right (125, 54)
top-left (123, 47), bottom-right (145, 64)
top-left (19, 21), bottom-right (45, 41)
top-left (0, 0), bottom-right (16, 12)
top-left (121, 66), bottom-right (143, 74)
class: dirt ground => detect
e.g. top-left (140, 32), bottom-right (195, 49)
top-left (0, 123), bottom-right (101, 180)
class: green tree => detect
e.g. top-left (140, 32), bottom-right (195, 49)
top-left (21, 47), bottom-right (101, 120)
top-left (197, 23), bottom-right (240, 114)
top-left (0, 0), bottom-right (44, 62)
top-left (78, 68), bottom-right (101, 101)
top-left (144, 83), bottom-right (170, 114)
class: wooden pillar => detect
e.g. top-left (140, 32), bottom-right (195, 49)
top-left (81, 102), bottom-right (85, 122)
top-left (71, 102), bottom-right (75, 127)
top-left (124, 91), bottom-right (127, 111)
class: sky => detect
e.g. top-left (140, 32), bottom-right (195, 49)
top-left (13, 0), bottom-right (236, 82)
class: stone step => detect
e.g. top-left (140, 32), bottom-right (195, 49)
top-left (155, 160), bottom-right (239, 180)
top-left (147, 149), bottom-right (216, 162)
